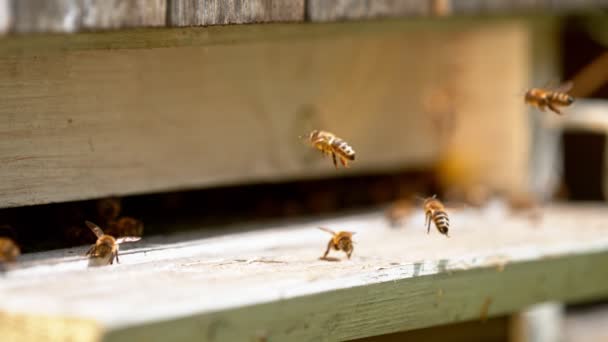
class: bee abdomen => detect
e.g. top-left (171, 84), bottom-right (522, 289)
top-left (550, 92), bottom-right (574, 105)
top-left (432, 211), bottom-right (450, 235)
top-left (332, 139), bottom-right (356, 160)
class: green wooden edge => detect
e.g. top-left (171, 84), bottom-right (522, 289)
top-left (103, 250), bottom-right (608, 342)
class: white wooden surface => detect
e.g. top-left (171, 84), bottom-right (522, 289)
top-left (1, 204), bottom-right (608, 341)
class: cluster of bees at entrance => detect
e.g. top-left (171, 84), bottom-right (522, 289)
top-left (0, 83), bottom-right (574, 266)
top-left (0, 197), bottom-right (143, 268)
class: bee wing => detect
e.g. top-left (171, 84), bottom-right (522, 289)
top-left (445, 202), bottom-right (468, 213)
top-left (85, 221), bottom-right (104, 239)
top-left (317, 226), bottom-right (336, 235)
top-left (552, 81), bottom-right (573, 93)
top-left (412, 194), bottom-right (428, 206)
top-left (115, 236), bottom-right (141, 244)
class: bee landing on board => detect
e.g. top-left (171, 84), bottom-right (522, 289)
top-left (318, 227), bottom-right (355, 260)
top-left (85, 221), bottom-right (141, 266)
top-left (423, 195), bottom-right (450, 237)
top-left (524, 82), bottom-right (574, 115)
top-left (301, 130), bottom-right (355, 169)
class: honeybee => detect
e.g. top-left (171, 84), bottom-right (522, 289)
top-left (507, 192), bottom-right (543, 224)
top-left (423, 195), bottom-right (450, 237)
top-left (85, 221), bottom-right (140, 266)
top-left (302, 130), bottom-right (355, 168)
top-left (63, 224), bottom-right (97, 245)
top-left (444, 184), bottom-right (493, 209)
top-left (385, 198), bottom-right (414, 227)
top-left (524, 82), bottom-right (574, 115)
top-left (0, 237), bottom-right (20, 263)
top-left (318, 227), bottom-right (355, 260)
top-left (105, 217), bottom-right (144, 238)
top-left (96, 197), bottom-right (122, 223)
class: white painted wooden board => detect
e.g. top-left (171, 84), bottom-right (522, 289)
top-left (1, 204), bottom-right (608, 341)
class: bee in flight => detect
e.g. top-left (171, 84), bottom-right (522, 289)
top-left (385, 198), bottom-right (414, 227)
top-left (302, 130), bottom-right (355, 168)
top-left (318, 227), bottom-right (355, 260)
top-left (423, 195), bottom-right (450, 237)
top-left (506, 191), bottom-right (543, 225)
top-left (524, 81), bottom-right (574, 115)
top-left (85, 221), bottom-right (141, 266)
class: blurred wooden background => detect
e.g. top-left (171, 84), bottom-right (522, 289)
top-left (0, 17), bottom-right (543, 208)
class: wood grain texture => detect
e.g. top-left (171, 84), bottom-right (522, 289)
top-left (307, 0), bottom-right (430, 22)
top-left (1, 205), bottom-right (608, 341)
top-left (450, 0), bottom-right (608, 14)
top-left (307, 0), bottom-right (608, 21)
top-left (0, 20), bottom-right (530, 208)
top-left (1, 0), bottom-right (607, 34)
top-left (8, 0), bottom-right (166, 33)
top-left (168, 0), bottom-right (304, 26)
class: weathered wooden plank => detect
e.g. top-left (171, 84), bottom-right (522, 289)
top-left (8, 0), bottom-right (166, 34)
top-left (0, 20), bottom-right (530, 208)
top-left (307, 0), bottom-right (430, 22)
top-left (0, 205), bottom-right (608, 341)
top-left (168, 0), bottom-right (304, 26)
top-left (450, 0), bottom-right (608, 14)
top-left (307, 0), bottom-right (608, 21)
top-left (0, 0), bottom-right (606, 34)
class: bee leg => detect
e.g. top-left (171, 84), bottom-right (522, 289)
top-left (347, 249), bottom-right (353, 259)
top-left (548, 103), bottom-right (562, 115)
top-left (115, 252), bottom-right (120, 264)
top-left (424, 213), bottom-right (428, 231)
top-left (426, 213), bottom-right (432, 234)
top-left (322, 240), bottom-right (332, 259)
top-left (331, 152), bottom-right (338, 169)
top-left (85, 245), bottom-right (95, 256)
top-left (339, 156), bottom-right (349, 168)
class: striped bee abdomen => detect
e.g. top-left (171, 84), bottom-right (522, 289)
top-left (332, 139), bottom-right (356, 160)
top-left (550, 93), bottom-right (574, 106)
top-left (549, 92), bottom-right (574, 105)
top-left (432, 211), bottom-right (450, 235)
